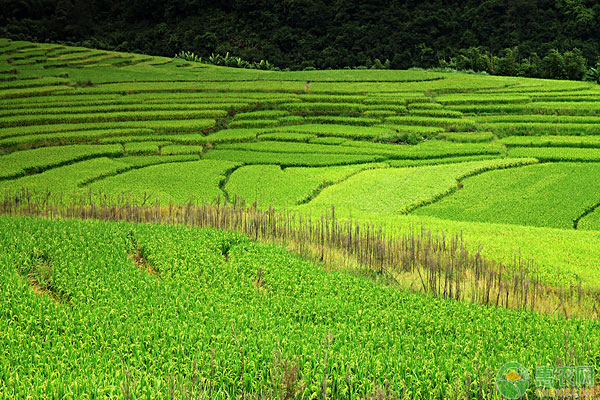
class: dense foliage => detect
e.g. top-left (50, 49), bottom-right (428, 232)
top-left (3, 0), bottom-right (600, 79)
top-left (1, 216), bottom-right (598, 398)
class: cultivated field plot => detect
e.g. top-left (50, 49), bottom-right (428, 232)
top-left (2, 38), bottom-right (600, 398)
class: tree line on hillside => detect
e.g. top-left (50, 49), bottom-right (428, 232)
top-left (2, 0), bottom-right (600, 81)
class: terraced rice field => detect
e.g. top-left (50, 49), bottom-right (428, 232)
top-left (1, 38), bottom-right (600, 398)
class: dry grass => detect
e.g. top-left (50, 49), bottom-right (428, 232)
top-left (3, 188), bottom-right (599, 319)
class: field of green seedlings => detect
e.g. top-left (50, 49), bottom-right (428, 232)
top-left (2, 38), bottom-right (600, 398)
top-left (2, 217), bottom-right (598, 399)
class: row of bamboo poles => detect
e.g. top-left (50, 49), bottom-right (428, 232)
top-left (2, 188), bottom-right (598, 318)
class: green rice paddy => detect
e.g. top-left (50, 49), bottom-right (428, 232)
top-left (1, 38), bottom-right (600, 398)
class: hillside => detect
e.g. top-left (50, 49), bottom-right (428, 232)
top-left (1, 38), bottom-right (600, 398)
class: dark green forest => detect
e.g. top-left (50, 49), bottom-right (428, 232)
top-left (2, 0), bottom-right (600, 79)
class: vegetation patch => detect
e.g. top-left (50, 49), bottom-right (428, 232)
top-left (0, 144), bottom-right (123, 179)
top-left (226, 163), bottom-right (388, 206)
top-left (20, 250), bottom-right (70, 303)
top-left (161, 144), bottom-right (203, 155)
top-left (414, 162), bottom-right (600, 229)
top-left (301, 158), bottom-right (537, 216)
top-left (0, 216), bottom-right (597, 398)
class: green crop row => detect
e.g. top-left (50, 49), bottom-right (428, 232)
top-left (67, 54), bottom-right (124, 67)
top-left (278, 115), bottom-right (304, 124)
top-left (0, 92), bottom-right (291, 107)
top-left (435, 94), bottom-right (531, 105)
top-left (0, 157), bottom-right (133, 193)
top-left (408, 102), bottom-right (444, 109)
top-left (4, 52), bottom-right (46, 63)
top-left (362, 97), bottom-right (408, 105)
top-left (270, 124), bottom-right (395, 140)
top-left (363, 110), bottom-right (397, 118)
top-left (46, 50), bottom-right (107, 62)
top-left (0, 128), bottom-right (156, 149)
top-left (233, 110), bottom-right (289, 120)
top-left (303, 116), bottom-right (380, 126)
top-left (161, 145), bottom-right (204, 155)
top-left (343, 139), bottom-right (503, 158)
top-left (384, 116), bottom-right (477, 131)
top-left (44, 47), bottom-right (87, 57)
top-left (202, 128), bottom-right (263, 144)
top-left (0, 103), bottom-right (247, 117)
top-left (64, 80), bottom-right (312, 95)
top-left (203, 149), bottom-right (386, 167)
top-left (258, 132), bottom-right (316, 142)
top-left (451, 102), bottom-right (600, 116)
top-left (527, 101), bottom-right (600, 116)
top-left (476, 82), bottom-right (591, 94)
top-left (279, 102), bottom-right (364, 114)
top-left (361, 105), bottom-right (409, 113)
top-left (531, 95), bottom-right (600, 102)
top-left (0, 119), bottom-right (216, 138)
top-left (124, 142), bottom-right (162, 155)
top-left (388, 154), bottom-right (500, 167)
top-left (125, 92), bottom-right (301, 102)
top-left (227, 119), bottom-right (280, 128)
top-left (119, 154), bottom-right (199, 168)
top-left (508, 146), bottom-right (600, 161)
top-left (409, 109), bottom-right (464, 118)
top-left (439, 131), bottom-right (494, 143)
top-left (98, 134), bottom-right (207, 145)
top-left (476, 115), bottom-right (600, 124)
top-left (446, 104), bottom-right (528, 114)
top-left (374, 123), bottom-right (445, 134)
top-left (0, 110), bottom-right (226, 128)
top-left (0, 94), bottom-right (122, 107)
top-left (0, 41), bottom-right (37, 52)
top-left (217, 139), bottom-right (503, 160)
top-left (297, 94), bottom-right (364, 103)
top-left (0, 85), bottom-right (75, 99)
top-left (0, 76), bottom-right (69, 90)
top-left (499, 135), bottom-right (600, 148)
top-left (309, 136), bottom-right (347, 145)
top-left (484, 122), bottom-right (600, 136)
top-left (9, 58), bottom-right (46, 66)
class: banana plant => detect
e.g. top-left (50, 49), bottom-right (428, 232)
top-left (176, 50), bottom-right (276, 70)
top-left (174, 50), bottom-right (202, 63)
top-left (585, 64), bottom-right (600, 84)
top-left (209, 53), bottom-right (223, 65)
